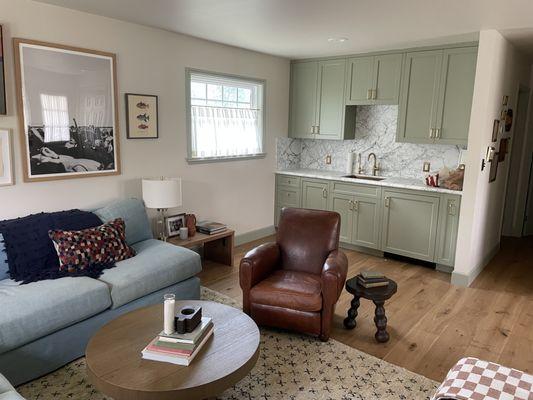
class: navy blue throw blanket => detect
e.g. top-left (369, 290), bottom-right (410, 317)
top-left (0, 210), bottom-right (104, 284)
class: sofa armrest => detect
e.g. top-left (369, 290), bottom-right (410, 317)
top-left (321, 250), bottom-right (348, 304)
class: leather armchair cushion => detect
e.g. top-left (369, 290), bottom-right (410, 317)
top-left (249, 270), bottom-right (322, 312)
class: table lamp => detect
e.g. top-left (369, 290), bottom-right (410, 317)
top-left (142, 177), bottom-right (182, 241)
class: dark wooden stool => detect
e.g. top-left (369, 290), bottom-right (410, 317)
top-left (343, 276), bottom-right (397, 343)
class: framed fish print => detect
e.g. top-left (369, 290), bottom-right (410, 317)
top-left (13, 38), bottom-right (120, 182)
top-left (125, 93), bottom-right (158, 139)
top-left (0, 128), bottom-right (14, 186)
top-left (0, 25), bottom-right (7, 115)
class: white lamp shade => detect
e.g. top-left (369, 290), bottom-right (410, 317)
top-left (142, 177), bottom-right (182, 209)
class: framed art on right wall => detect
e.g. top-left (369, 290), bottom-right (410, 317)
top-left (0, 128), bottom-right (14, 186)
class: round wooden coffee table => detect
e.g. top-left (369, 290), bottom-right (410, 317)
top-left (86, 300), bottom-right (260, 400)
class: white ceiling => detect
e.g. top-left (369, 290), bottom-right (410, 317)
top-left (35, 0), bottom-right (533, 59)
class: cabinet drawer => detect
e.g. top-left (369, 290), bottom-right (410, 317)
top-left (277, 187), bottom-right (301, 207)
top-left (332, 181), bottom-right (380, 198)
top-left (277, 175), bottom-right (301, 188)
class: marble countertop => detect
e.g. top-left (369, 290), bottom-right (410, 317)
top-left (275, 169), bottom-right (462, 196)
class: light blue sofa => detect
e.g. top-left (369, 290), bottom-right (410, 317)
top-left (0, 373), bottom-right (24, 400)
top-left (0, 199), bottom-right (202, 386)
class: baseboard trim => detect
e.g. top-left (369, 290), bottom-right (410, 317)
top-left (436, 264), bottom-right (454, 274)
top-left (340, 242), bottom-right (384, 258)
top-left (235, 225), bottom-right (276, 246)
top-left (451, 242), bottom-right (500, 287)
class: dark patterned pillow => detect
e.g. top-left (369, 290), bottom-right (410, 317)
top-left (49, 218), bottom-right (136, 274)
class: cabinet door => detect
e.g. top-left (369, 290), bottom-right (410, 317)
top-left (316, 59), bottom-right (346, 139)
top-left (373, 53), bottom-right (403, 105)
top-left (381, 190), bottom-right (440, 261)
top-left (435, 195), bottom-right (461, 266)
top-left (397, 50), bottom-right (442, 144)
top-left (289, 61), bottom-right (318, 138)
top-left (346, 56), bottom-right (374, 104)
top-left (434, 47), bottom-right (477, 145)
top-left (352, 196), bottom-right (381, 249)
top-left (301, 179), bottom-right (329, 210)
top-left (329, 192), bottom-right (354, 243)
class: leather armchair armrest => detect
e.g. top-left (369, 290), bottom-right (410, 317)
top-left (321, 250), bottom-right (348, 304)
top-left (239, 242), bottom-right (280, 313)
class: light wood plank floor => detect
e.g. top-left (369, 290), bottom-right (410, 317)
top-left (198, 235), bottom-right (533, 382)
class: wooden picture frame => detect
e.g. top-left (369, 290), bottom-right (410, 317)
top-left (13, 38), bottom-right (120, 182)
top-left (498, 138), bottom-right (509, 162)
top-left (0, 128), bottom-right (14, 186)
top-left (125, 93), bottom-right (159, 139)
top-left (0, 25), bottom-right (7, 115)
top-left (491, 119), bottom-right (499, 142)
top-left (489, 152), bottom-right (499, 183)
top-left (165, 213), bottom-right (186, 237)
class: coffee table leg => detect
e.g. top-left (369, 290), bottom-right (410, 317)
top-left (373, 300), bottom-right (389, 343)
top-left (343, 296), bottom-right (360, 329)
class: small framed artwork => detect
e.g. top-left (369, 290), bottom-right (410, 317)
top-left (500, 108), bottom-right (507, 120)
top-left (0, 128), bottom-right (14, 186)
top-left (0, 25), bottom-right (7, 115)
top-left (125, 94), bottom-right (158, 139)
top-left (13, 38), bottom-right (120, 182)
top-left (502, 95), bottom-right (509, 106)
top-left (165, 213), bottom-right (186, 237)
top-left (498, 138), bottom-right (509, 162)
top-left (489, 152), bottom-right (499, 183)
top-left (505, 109), bottom-right (513, 132)
top-left (491, 119), bottom-right (500, 142)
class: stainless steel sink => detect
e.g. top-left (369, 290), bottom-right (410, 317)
top-left (342, 174), bottom-right (385, 181)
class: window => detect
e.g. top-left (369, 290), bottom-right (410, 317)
top-left (187, 70), bottom-right (265, 162)
top-left (40, 94), bottom-right (70, 142)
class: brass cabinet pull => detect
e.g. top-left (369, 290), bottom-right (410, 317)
top-left (435, 128), bottom-right (441, 139)
top-left (448, 201), bottom-right (456, 215)
top-left (348, 200), bottom-right (353, 211)
top-left (311, 126), bottom-right (315, 134)
top-left (316, 125), bottom-right (320, 134)
top-left (367, 89), bottom-right (372, 100)
top-left (372, 89), bottom-right (377, 100)
top-left (322, 188), bottom-right (328, 198)
top-left (353, 200), bottom-right (359, 212)
top-left (429, 128), bottom-right (434, 139)
top-left (385, 197), bottom-right (390, 207)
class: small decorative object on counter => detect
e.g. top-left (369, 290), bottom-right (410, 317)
top-left (425, 173), bottom-right (439, 187)
top-left (440, 167), bottom-right (465, 191)
top-left (163, 293), bottom-right (176, 335)
top-left (346, 152), bottom-right (355, 174)
top-left (175, 306), bottom-right (202, 334)
top-left (179, 227), bottom-right (188, 240)
top-left (186, 214), bottom-right (197, 237)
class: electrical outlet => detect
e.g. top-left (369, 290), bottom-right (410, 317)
top-left (423, 162), bottom-right (431, 172)
top-left (325, 155), bottom-right (332, 165)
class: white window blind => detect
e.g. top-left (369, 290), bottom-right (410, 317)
top-left (40, 94), bottom-right (70, 142)
top-left (188, 71), bottom-right (265, 161)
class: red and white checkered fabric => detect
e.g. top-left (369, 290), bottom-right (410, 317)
top-left (431, 357), bottom-right (533, 400)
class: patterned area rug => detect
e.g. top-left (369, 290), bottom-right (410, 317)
top-left (18, 287), bottom-right (439, 400)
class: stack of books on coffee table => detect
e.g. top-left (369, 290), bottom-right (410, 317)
top-left (141, 317), bottom-right (213, 366)
top-left (356, 271), bottom-right (389, 288)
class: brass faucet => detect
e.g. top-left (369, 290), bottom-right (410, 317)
top-left (368, 153), bottom-right (380, 176)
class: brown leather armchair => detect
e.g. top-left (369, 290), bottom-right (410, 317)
top-left (239, 207), bottom-right (348, 341)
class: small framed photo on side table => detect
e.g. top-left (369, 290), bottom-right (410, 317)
top-left (166, 213), bottom-right (186, 237)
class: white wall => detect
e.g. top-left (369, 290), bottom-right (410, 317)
top-left (0, 0), bottom-right (290, 236)
top-left (452, 30), bottom-right (532, 286)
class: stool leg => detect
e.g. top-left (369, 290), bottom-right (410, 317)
top-left (343, 296), bottom-right (360, 329)
top-left (373, 300), bottom-right (389, 343)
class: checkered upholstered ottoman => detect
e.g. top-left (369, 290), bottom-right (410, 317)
top-left (431, 357), bottom-right (533, 400)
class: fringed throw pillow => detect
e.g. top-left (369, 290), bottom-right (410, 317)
top-left (49, 218), bottom-right (136, 275)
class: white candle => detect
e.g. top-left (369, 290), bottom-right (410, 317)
top-left (163, 294), bottom-right (176, 335)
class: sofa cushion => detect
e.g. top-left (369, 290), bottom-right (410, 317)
top-left (97, 239), bottom-right (201, 309)
top-left (0, 235), bottom-right (8, 281)
top-left (250, 270), bottom-right (323, 312)
top-left (0, 373), bottom-right (24, 400)
top-left (0, 277), bottom-right (112, 354)
top-left (94, 198), bottom-right (153, 245)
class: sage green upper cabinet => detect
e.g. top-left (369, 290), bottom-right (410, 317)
top-left (381, 190), bottom-right (440, 261)
top-left (397, 50), bottom-right (443, 144)
top-left (434, 47), bottom-right (477, 146)
top-left (346, 53), bottom-right (402, 105)
top-left (289, 60), bottom-right (351, 140)
top-left (301, 179), bottom-right (329, 210)
top-left (315, 59), bottom-right (347, 139)
top-left (398, 46), bottom-right (477, 145)
top-left (289, 61), bottom-right (319, 139)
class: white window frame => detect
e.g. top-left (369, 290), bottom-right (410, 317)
top-left (185, 68), bottom-right (266, 163)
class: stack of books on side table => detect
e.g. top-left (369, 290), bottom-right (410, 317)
top-left (356, 271), bottom-right (389, 288)
top-left (196, 221), bottom-right (227, 235)
top-left (141, 317), bottom-right (213, 366)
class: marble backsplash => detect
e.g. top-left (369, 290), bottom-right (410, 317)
top-left (277, 105), bottom-right (465, 179)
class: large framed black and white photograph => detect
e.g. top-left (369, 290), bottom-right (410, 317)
top-left (14, 39), bottom-right (120, 182)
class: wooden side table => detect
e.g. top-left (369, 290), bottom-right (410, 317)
top-left (343, 277), bottom-right (397, 343)
top-left (168, 229), bottom-right (235, 267)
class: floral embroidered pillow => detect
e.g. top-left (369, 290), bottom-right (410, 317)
top-left (49, 218), bottom-right (136, 274)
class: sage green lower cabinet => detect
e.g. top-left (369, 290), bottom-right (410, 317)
top-left (352, 196), bottom-right (381, 249)
top-left (435, 194), bottom-right (461, 267)
top-left (381, 189), bottom-right (440, 261)
top-left (274, 175), bottom-right (301, 226)
top-left (329, 192), bottom-right (354, 243)
top-left (301, 179), bottom-right (329, 210)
